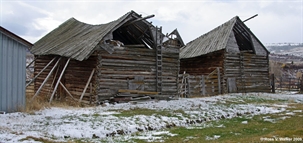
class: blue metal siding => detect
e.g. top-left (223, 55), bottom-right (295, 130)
top-left (0, 32), bottom-right (26, 112)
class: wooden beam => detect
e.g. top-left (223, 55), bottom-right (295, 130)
top-left (59, 81), bottom-right (76, 100)
top-left (49, 58), bottom-right (71, 103)
top-left (79, 68), bottom-right (95, 103)
top-left (26, 57), bottom-right (37, 69)
top-left (30, 57), bottom-right (61, 102)
top-left (122, 14), bottom-right (155, 27)
top-left (217, 67), bottom-right (221, 94)
top-left (118, 89), bottom-right (158, 95)
top-left (123, 44), bottom-right (145, 48)
top-left (201, 75), bottom-right (205, 96)
top-left (89, 83), bottom-right (92, 104)
top-left (26, 57), bottom-right (56, 87)
top-left (271, 74), bottom-right (275, 93)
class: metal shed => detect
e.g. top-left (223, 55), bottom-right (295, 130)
top-left (0, 26), bottom-right (33, 113)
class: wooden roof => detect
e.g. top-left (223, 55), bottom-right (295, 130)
top-left (31, 11), bottom-right (148, 61)
top-left (180, 16), bottom-right (268, 59)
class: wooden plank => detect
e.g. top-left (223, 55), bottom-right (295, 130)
top-left (30, 57), bottom-right (61, 102)
top-left (217, 67), bottom-right (221, 94)
top-left (26, 57), bottom-right (56, 87)
top-left (201, 75), bottom-right (205, 96)
top-left (118, 89), bottom-right (158, 95)
top-left (59, 81), bottom-right (76, 100)
top-left (79, 68), bottom-right (95, 103)
top-left (49, 58), bottom-right (71, 103)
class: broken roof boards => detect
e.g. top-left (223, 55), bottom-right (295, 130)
top-left (30, 10), bottom-right (183, 104)
top-left (180, 16), bottom-right (270, 96)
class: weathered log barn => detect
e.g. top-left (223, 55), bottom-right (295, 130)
top-left (29, 11), bottom-right (183, 104)
top-left (180, 16), bottom-right (270, 96)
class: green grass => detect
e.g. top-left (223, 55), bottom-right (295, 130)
top-left (129, 103), bottom-right (303, 143)
top-left (110, 108), bottom-right (186, 119)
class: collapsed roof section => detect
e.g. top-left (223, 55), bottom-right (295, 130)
top-left (180, 16), bottom-right (269, 59)
top-left (31, 10), bottom-right (181, 61)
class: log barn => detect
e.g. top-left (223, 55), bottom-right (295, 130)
top-left (29, 11), bottom-right (183, 104)
top-left (180, 16), bottom-right (270, 96)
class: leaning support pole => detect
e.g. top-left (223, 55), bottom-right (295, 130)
top-left (26, 57), bottom-right (56, 87)
top-left (217, 67), bottom-right (221, 94)
top-left (271, 74), bottom-right (275, 93)
top-left (59, 81), bottom-right (76, 100)
top-left (30, 57), bottom-right (61, 102)
top-left (79, 68), bottom-right (95, 103)
top-left (49, 58), bottom-right (71, 103)
top-left (26, 57), bottom-right (37, 69)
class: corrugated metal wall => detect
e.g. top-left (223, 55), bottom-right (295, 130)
top-left (0, 31), bottom-right (26, 113)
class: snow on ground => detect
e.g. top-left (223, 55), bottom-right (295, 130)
top-left (0, 92), bottom-right (302, 142)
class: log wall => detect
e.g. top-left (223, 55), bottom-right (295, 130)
top-left (34, 55), bottom-right (57, 99)
top-left (180, 50), bottom-right (225, 75)
top-left (97, 46), bottom-right (180, 100)
top-left (224, 52), bottom-right (270, 93)
top-left (34, 55), bottom-right (97, 103)
top-left (64, 55), bottom-right (97, 103)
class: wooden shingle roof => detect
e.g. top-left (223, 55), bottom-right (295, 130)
top-left (180, 16), bottom-right (269, 59)
top-left (180, 16), bottom-right (238, 59)
top-left (31, 11), bottom-right (135, 61)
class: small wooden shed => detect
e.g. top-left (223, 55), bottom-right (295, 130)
top-left (0, 26), bottom-right (33, 112)
top-left (180, 16), bottom-right (270, 96)
top-left (29, 11), bottom-right (183, 104)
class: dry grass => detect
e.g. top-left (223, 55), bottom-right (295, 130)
top-left (25, 93), bottom-right (90, 113)
top-left (19, 136), bottom-right (59, 143)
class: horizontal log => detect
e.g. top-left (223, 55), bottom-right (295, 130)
top-left (118, 89), bottom-right (158, 95)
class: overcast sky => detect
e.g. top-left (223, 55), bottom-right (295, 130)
top-left (1, 0), bottom-right (302, 45)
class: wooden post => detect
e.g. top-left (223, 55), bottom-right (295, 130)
top-left (289, 77), bottom-right (291, 92)
top-left (49, 58), bottom-right (71, 103)
top-left (26, 57), bottom-right (56, 87)
top-left (280, 76), bottom-right (283, 91)
top-left (217, 67), bottom-right (221, 94)
top-left (300, 75), bottom-right (303, 93)
top-left (79, 68), bottom-right (95, 103)
top-left (30, 57), bottom-right (61, 102)
top-left (271, 74), bottom-right (275, 93)
top-left (201, 75), bottom-right (205, 96)
top-left (89, 83), bottom-right (92, 104)
top-left (186, 74), bottom-right (190, 98)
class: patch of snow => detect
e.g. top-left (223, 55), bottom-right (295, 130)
top-left (216, 124), bottom-right (225, 128)
top-left (206, 135), bottom-right (220, 140)
top-left (0, 93), bottom-right (302, 142)
top-left (241, 121), bottom-right (248, 124)
top-left (285, 112), bottom-right (295, 115)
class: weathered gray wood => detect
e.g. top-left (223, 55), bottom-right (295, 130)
top-left (59, 81), bottom-right (76, 100)
top-left (79, 68), bottom-right (95, 103)
top-left (89, 83), bottom-right (93, 104)
top-left (217, 67), bottom-right (221, 94)
top-left (26, 57), bottom-right (56, 87)
top-left (49, 58), bottom-right (71, 103)
top-left (201, 75), bottom-right (205, 95)
top-left (31, 57), bottom-right (61, 102)
top-left (26, 57), bottom-right (37, 69)
top-left (123, 44), bottom-right (145, 48)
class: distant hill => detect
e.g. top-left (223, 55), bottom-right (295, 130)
top-left (266, 43), bottom-right (303, 63)
top-left (266, 43), bottom-right (303, 57)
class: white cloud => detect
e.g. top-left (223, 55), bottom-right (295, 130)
top-left (1, 0), bottom-right (302, 44)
